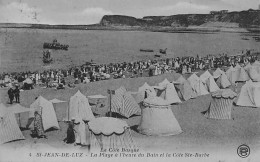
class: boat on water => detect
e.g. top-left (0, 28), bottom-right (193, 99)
top-left (140, 49), bottom-right (154, 52)
top-left (43, 39), bottom-right (69, 50)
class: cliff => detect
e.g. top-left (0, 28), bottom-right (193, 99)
top-left (100, 9), bottom-right (260, 28)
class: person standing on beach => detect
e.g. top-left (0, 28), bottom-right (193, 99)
top-left (34, 111), bottom-right (46, 139)
top-left (13, 85), bottom-right (20, 103)
top-left (7, 87), bottom-right (14, 104)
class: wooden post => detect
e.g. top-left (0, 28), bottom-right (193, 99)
top-left (107, 89), bottom-right (115, 117)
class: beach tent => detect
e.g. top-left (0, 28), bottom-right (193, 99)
top-left (138, 96), bottom-right (182, 136)
top-left (50, 98), bottom-right (68, 122)
top-left (226, 66), bottom-right (239, 84)
top-left (244, 63), bottom-right (252, 72)
top-left (237, 67), bottom-right (250, 82)
top-left (235, 80), bottom-right (260, 107)
top-left (0, 103), bottom-right (25, 144)
top-left (8, 104), bottom-right (34, 127)
top-left (29, 96), bottom-right (60, 131)
top-left (136, 82), bottom-right (156, 103)
top-left (158, 78), bottom-right (170, 88)
top-left (68, 91), bottom-right (94, 122)
top-left (178, 80), bottom-right (197, 101)
top-left (204, 89), bottom-right (237, 119)
top-left (248, 67), bottom-right (260, 82)
top-left (188, 73), bottom-right (209, 96)
top-left (216, 73), bottom-right (231, 89)
top-left (164, 83), bottom-right (182, 104)
top-left (206, 76), bottom-right (220, 92)
top-left (213, 68), bottom-right (224, 78)
top-left (200, 70), bottom-right (213, 83)
top-left (89, 117), bottom-right (137, 152)
top-left (111, 87), bottom-right (141, 118)
top-left (176, 75), bottom-right (186, 84)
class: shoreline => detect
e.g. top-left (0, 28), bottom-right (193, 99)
top-left (1, 25), bottom-right (260, 34)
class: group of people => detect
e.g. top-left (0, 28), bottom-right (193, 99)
top-left (1, 49), bottom-right (259, 91)
top-left (7, 85), bottom-right (20, 104)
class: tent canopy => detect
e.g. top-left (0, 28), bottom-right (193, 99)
top-left (49, 98), bottom-right (67, 104)
top-left (30, 96), bottom-right (60, 131)
top-left (0, 103), bottom-right (25, 144)
top-left (69, 90), bottom-right (95, 122)
top-left (8, 104), bottom-right (34, 114)
top-left (89, 117), bottom-right (128, 135)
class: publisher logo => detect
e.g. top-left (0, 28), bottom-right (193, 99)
top-left (237, 144), bottom-right (250, 158)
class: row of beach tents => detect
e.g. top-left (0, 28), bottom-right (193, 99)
top-left (1, 61), bottom-right (260, 145)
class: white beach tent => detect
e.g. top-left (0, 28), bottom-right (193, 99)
top-left (136, 82), bottom-right (156, 103)
top-left (226, 66), bottom-right (239, 84)
top-left (164, 83), bottom-right (182, 104)
top-left (49, 98), bottom-right (68, 122)
top-left (188, 73), bottom-right (209, 96)
top-left (176, 75), bottom-right (186, 84)
top-left (235, 80), bottom-right (260, 107)
top-left (237, 67), bottom-right (250, 82)
top-left (213, 68), bottom-right (224, 78)
top-left (200, 70), bottom-right (213, 83)
top-left (0, 103), bottom-right (25, 144)
top-left (158, 78), bottom-right (171, 88)
top-left (68, 90), bottom-right (94, 122)
top-left (216, 73), bottom-right (231, 89)
top-left (206, 76), bottom-right (220, 92)
top-left (111, 87), bottom-right (141, 118)
top-left (244, 63), bottom-right (252, 72)
top-left (178, 80), bottom-right (197, 101)
top-left (248, 66), bottom-right (260, 82)
top-left (138, 96), bottom-right (182, 136)
top-left (9, 104), bottom-right (34, 127)
top-left (29, 96), bottom-right (60, 131)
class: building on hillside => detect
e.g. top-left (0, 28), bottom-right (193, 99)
top-left (210, 10), bottom-right (228, 15)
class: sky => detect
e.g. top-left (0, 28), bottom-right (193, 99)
top-left (0, 0), bottom-right (259, 25)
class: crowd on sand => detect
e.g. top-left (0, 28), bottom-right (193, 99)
top-left (1, 49), bottom-right (260, 147)
top-left (1, 49), bottom-right (258, 91)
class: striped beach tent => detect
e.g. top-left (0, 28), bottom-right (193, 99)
top-left (89, 117), bottom-right (137, 152)
top-left (111, 86), bottom-right (127, 115)
top-left (111, 87), bottom-right (141, 118)
top-left (204, 89), bottom-right (237, 120)
top-left (0, 103), bottom-right (25, 144)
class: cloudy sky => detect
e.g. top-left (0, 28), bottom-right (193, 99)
top-left (0, 0), bottom-right (259, 25)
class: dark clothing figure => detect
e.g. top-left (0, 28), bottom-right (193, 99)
top-left (13, 86), bottom-right (20, 103)
top-left (64, 121), bottom-right (76, 144)
top-left (8, 88), bottom-right (14, 104)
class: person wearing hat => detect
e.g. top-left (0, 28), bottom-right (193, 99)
top-left (7, 86), bottom-right (14, 104)
top-left (13, 85), bottom-right (20, 103)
